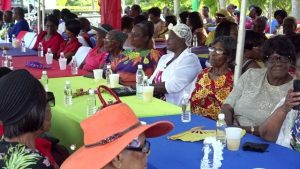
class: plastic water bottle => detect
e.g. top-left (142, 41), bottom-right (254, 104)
top-left (38, 42), bottom-right (44, 57)
top-left (181, 93), bottom-right (191, 122)
top-left (47, 48), bottom-right (52, 55)
top-left (41, 71), bottom-right (49, 91)
top-left (136, 64), bottom-right (145, 98)
top-left (60, 52), bottom-right (65, 59)
top-left (2, 54), bottom-right (8, 67)
top-left (216, 113), bottom-right (227, 146)
top-left (200, 139), bottom-right (214, 169)
top-left (71, 56), bottom-right (78, 75)
top-left (11, 34), bottom-right (15, 42)
top-left (64, 80), bottom-right (73, 106)
top-left (105, 64), bottom-right (113, 85)
top-left (5, 33), bottom-right (9, 43)
top-left (193, 34), bottom-right (198, 47)
top-left (86, 89), bottom-right (97, 117)
top-left (143, 76), bottom-right (149, 86)
top-left (21, 39), bottom-right (26, 52)
top-left (6, 55), bottom-right (13, 70)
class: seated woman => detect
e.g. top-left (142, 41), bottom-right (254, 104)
top-left (148, 23), bottom-right (201, 106)
top-left (56, 19), bottom-right (81, 63)
top-left (187, 12), bottom-right (207, 46)
top-left (190, 36), bottom-right (236, 120)
top-left (61, 101), bottom-right (173, 169)
top-left (0, 70), bottom-right (55, 168)
top-left (78, 17), bottom-right (92, 47)
top-left (81, 24), bottom-right (113, 72)
top-left (259, 58), bottom-right (300, 150)
top-left (33, 14), bottom-right (64, 57)
top-left (242, 30), bottom-right (266, 73)
top-left (222, 35), bottom-right (295, 135)
top-left (109, 21), bottom-right (161, 86)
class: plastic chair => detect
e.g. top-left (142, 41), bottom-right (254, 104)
top-left (23, 32), bottom-right (37, 48)
top-left (77, 36), bottom-right (90, 47)
top-left (16, 31), bottom-right (28, 41)
top-left (28, 36), bottom-right (37, 49)
top-left (73, 46), bottom-right (92, 66)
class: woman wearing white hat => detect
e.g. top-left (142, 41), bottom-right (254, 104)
top-left (148, 23), bottom-right (202, 106)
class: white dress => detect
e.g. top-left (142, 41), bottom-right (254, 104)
top-left (149, 48), bottom-right (202, 105)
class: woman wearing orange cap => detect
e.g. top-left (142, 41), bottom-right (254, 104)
top-left (61, 103), bottom-right (173, 169)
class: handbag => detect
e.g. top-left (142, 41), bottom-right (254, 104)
top-left (97, 85), bottom-right (122, 109)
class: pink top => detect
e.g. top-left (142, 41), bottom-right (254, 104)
top-left (82, 47), bottom-right (107, 72)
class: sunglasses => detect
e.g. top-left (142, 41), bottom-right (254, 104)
top-left (126, 140), bottom-right (151, 154)
top-left (46, 92), bottom-right (55, 107)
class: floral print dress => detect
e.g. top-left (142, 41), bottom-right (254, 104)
top-left (190, 68), bottom-right (233, 120)
top-left (0, 138), bottom-right (53, 169)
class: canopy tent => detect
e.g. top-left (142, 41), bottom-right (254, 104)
top-left (99, 0), bottom-right (121, 30)
top-left (0, 0), bottom-right (11, 10)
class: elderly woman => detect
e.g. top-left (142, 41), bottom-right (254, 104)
top-left (111, 20), bottom-right (161, 86)
top-left (190, 36), bottom-right (236, 120)
top-left (57, 19), bottom-right (81, 62)
top-left (259, 57), bottom-right (300, 151)
top-left (61, 102), bottom-right (173, 169)
top-left (81, 24), bottom-right (113, 71)
top-left (222, 35), bottom-right (295, 135)
top-left (186, 12), bottom-right (207, 46)
top-left (148, 23), bottom-right (201, 105)
top-left (242, 30), bottom-right (266, 73)
top-left (0, 70), bottom-right (54, 168)
top-left (103, 30), bottom-right (128, 68)
top-left (33, 14), bottom-right (64, 57)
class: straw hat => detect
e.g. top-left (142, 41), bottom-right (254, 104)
top-left (61, 103), bottom-right (174, 169)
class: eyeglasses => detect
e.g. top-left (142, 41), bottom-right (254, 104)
top-left (46, 92), bottom-right (55, 107)
top-left (266, 54), bottom-right (291, 63)
top-left (208, 47), bottom-right (225, 55)
top-left (126, 140), bottom-right (151, 154)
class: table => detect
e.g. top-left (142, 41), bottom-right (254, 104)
top-left (48, 76), bottom-right (181, 149)
top-left (0, 43), bottom-right (37, 56)
top-left (143, 115), bottom-right (300, 169)
top-left (0, 56), bottom-right (88, 78)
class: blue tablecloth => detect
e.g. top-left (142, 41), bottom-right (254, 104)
top-left (0, 43), bottom-right (37, 56)
top-left (142, 115), bottom-right (300, 169)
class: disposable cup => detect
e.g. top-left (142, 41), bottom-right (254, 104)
top-left (45, 53), bottom-right (53, 64)
top-left (225, 127), bottom-right (242, 151)
top-left (59, 58), bottom-right (67, 70)
top-left (143, 86), bottom-right (154, 102)
top-left (93, 69), bottom-right (103, 81)
top-left (109, 74), bottom-right (119, 88)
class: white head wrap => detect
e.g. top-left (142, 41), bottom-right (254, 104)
top-left (168, 23), bottom-right (193, 47)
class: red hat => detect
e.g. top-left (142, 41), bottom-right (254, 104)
top-left (61, 103), bottom-right (174, 169)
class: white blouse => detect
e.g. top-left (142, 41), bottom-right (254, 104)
top-left (149, 48), bottom-right (202, 105)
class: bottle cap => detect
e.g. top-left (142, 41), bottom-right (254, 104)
top-left (42, 70), bottom-right (47, 75)
top-left (39, 42), bottom-right (42, 45)
top-left (107, 64), bottom-right (111, 69)
top-left (89, 89), bottom-right (95, 95)
top-left (47, 48), bottom-right (52, 52)
top-left (143, 76), bottom-right (148, 80)
top-left (66, 80), bottom-right (70, 85)
top-left (218, 113), bottom-right (225, 120)
top-left (60, 52), bottom-right (64, 58)
top-left (138, 64), bottom-right (142, 69)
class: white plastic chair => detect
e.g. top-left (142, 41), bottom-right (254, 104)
top-left (77, 36), bottom-right (90, 47)
top-left (23, 32), bottom-right (37, 48)
top-left (73, 46), bottom-right (92, 66)
top-left (28, 36), bottom-right (37, 49)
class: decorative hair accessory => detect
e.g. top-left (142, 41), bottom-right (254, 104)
top-left (26, 61), bottom-right (52, 69)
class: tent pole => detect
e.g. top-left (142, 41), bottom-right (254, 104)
top-left (37, 0), bottom-right (40, 34)
top-left (42, 0), bottom-right (45, 31)
top-left (234, 0), bottom-right (247, 85)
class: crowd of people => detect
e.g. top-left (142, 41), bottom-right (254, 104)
top-left (1, 3), bottom-right (300, 168)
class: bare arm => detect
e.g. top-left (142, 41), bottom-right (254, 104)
top-left (259, 90), bottom-right (300, 141)
top-left (221, 104), bottom-right (235, 125)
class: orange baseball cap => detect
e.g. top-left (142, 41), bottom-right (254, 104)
top-left (61, 103), bottom-right (174, 169)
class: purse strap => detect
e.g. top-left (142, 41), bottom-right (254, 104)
top-left (97, 85), bottom-right (122, 108)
